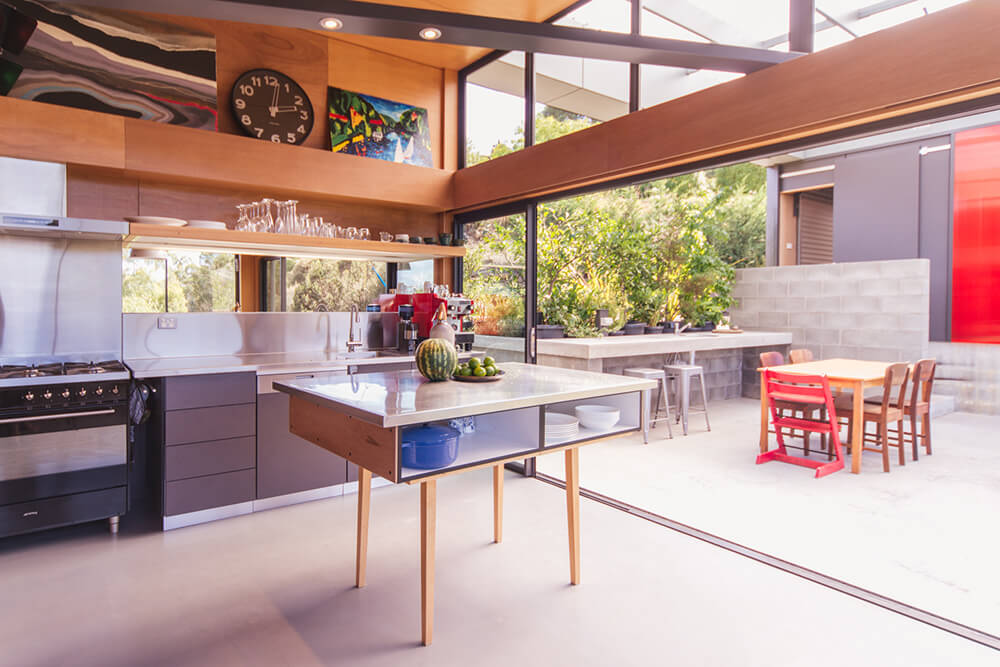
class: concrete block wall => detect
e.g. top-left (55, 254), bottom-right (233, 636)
top-left (928, 342), bottom-right (1000, 414)
top-left (730, 259), bottom-right (930, 364)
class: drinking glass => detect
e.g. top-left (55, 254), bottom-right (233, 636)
top-left (259, 198), bottom-right (275, 233)
top-left (379, 232), bottom-right (393, 242)
top-left (275, 200), bottom-right (298, 234)
top-left (345, 226), bottom-right (359, 240)
top-left (359, 227), bottom-right (370, 241)
top-left (235, 204), bottom-right (251, 231)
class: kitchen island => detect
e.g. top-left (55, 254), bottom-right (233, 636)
top-left (275, 363), bottom-right (655, 645)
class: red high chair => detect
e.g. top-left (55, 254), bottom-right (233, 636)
top-left (756, 369), bottom-right (844, 478)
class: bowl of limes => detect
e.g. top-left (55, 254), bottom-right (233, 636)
top-left (452, 356), bottom-right (504, 382)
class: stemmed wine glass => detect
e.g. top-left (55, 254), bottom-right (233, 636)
top-left (235, 204), bottom-right (251, 231)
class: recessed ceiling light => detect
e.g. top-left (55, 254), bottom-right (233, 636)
top-left (419, 27), bottom-right (442, 41)
top-left (319, 17), bottom-right (343, 31)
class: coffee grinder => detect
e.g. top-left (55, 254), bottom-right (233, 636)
top-left (397, 303), bottom-right (418, 354)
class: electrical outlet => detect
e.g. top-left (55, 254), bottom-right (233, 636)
top-left (157, 316), bottom-right (177, 330)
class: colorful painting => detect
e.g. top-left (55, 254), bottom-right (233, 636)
top-left (328, 87), bottom-right (432, 167)
top-left (1, 1), bottom-right (217, 130)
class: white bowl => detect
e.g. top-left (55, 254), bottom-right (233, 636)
top-left (574, 405), bottom-right (620, 431)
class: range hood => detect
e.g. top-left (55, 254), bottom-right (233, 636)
top-left (0, 212), bottom-right (128, 239)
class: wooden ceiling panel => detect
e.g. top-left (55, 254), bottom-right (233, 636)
top-left (321, 0), bottom-right (580, 70)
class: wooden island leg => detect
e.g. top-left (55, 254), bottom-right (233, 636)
top-left (420, 479), bottom-right (437, 646)
top-left (565, 448), bottom-right (581, 585)
top-left (493, 464), bottom-right (503, 544)
top-left (356, 467), bottom-right (371, 588)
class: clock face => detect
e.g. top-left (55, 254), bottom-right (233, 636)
top-left (231, 69), bottom-right (314, 145)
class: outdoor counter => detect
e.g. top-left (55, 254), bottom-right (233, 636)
top-left (537, 330), bottom-right (793, 366)
top-left (536, 330), bottom-right (793, 401)
top-left (274, 363), bottom-right (655, 645)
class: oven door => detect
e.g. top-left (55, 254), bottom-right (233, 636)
top-left (0, 406), bottom-right (128, 506)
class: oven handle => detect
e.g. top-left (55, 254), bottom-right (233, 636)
top-left (0, 408), bottom-right (117, 424)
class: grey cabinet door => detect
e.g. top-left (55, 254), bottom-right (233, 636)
top-left (256, 392), bottom-right (348, 499)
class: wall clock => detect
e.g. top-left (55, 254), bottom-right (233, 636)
top-left (231, 68), bottom-right (313, 145)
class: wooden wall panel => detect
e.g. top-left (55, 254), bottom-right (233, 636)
top-left (0, 97), bottom-right (125, 169)
top-left (66, 166), bottom-right (138, 220)
top-left (122, 118), bottom-right (452, 210)
top-left (452, 0), bottom-right (1000, 211)
top-left (148, 13), bottom-right (331, 151)
top-left (328, 39), bottom-right (446, 169)
top-left (441, 69), bottom-right (460, 172)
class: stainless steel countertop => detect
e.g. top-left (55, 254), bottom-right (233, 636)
top-left (274, 362), bottom-right (657, 427)
top-left (125, 350), bottom-right (414, 379)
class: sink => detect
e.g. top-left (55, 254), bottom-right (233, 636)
top-left (335, 350), bottom-right (404, 360)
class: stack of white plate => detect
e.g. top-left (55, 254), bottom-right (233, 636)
top-left (544, 412), bottom-right (579, 441)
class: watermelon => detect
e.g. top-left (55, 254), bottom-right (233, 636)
top-left (415, 338), bottom-right (458, 381)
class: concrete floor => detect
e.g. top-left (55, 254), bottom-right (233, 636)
top-left (1, 468), bottom-right (997, 666)
top-left (537, 398), bottom-right (1000, 637)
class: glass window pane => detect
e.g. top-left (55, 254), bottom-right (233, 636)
top-left (122, 250), bottom-right (237, 313)
top-left (466, 52), bottom-right (525, 165)
top-left (396, 259), bottom-right (434, 293)
top-left (285, 258), bottom-right (388, 312)
top-left (534, 53), bottom-right (628, 144)
top-left (553, 0), bottom-right (632, 34)
top-left (462, 214), bottom-right (526, 362)
top-left (168, 250), bottom-right (237, 313)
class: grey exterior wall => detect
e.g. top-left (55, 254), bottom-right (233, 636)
top-left (730, 259), bottom-right (930, 363)
top-left (833, 142), bottom-right (920, 262)
top-left (918, 143), bottom-right (953, 342)
top-left (770, 135), bottom-right (953, 341)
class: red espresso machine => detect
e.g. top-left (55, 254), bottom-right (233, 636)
top-left (379, 292), bottom-right (475, 351)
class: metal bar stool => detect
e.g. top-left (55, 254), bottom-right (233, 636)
top-left (623, 368), bottom-right (674, 442)
top-left (664, 363), bottom-right (710, 435)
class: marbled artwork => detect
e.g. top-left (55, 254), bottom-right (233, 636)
top-left (2, 1), bottom-right (217, 129)
top-left (328, 87), bottom-right (432, 167)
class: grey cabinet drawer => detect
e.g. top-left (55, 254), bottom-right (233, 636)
top-left (165, 437), bottom-right (255, 482)
top-left (164, 469), bottom-right (255, 516)
top-left (165, 404), bottom-right (255, 446)
top-left (164, 372), bottom-right (256, 411)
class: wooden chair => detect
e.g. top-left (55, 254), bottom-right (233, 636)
top-left (759, 351), bottom-right (828, 457)
top-left (756, 369), bottom-right (844, 478)
top-left (839, 363), bottom-right (910, 472)
top-left (868, 358), bottom-right (935, 460)
top-left (789, 348), bottom-right (814, 364)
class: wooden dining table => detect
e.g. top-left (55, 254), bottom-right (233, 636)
top-left (758, 358), bottom-right (893, 474)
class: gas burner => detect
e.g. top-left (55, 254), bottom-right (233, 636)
top-left (0, 364), bottom-right (61, 379)
top-left (64, 360), bottom-right (128, 376)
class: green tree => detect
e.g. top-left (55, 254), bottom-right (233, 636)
top-left (288, 259), bottom-right (385, 312)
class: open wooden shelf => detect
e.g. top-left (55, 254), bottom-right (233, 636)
top-left (125, 223), bottom-right (465, 261)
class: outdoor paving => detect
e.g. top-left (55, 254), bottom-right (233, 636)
top-left (536, 398), bottom-right (1000, 637)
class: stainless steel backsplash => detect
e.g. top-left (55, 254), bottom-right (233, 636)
top-left (123, 312), bottom-right (397, 359)
top-left (0, 236), bottom-right (122, 363)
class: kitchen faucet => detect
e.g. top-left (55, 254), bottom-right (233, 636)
top-left (672, 320), bottom-right (690, 335)
top-left (347, 305), bottom-right (364, 352)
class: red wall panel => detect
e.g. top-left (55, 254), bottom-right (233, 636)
top-left (952, 125), bottom-right (1000, 343)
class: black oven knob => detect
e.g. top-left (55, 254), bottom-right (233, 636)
top-left (95, 386), bottom-right (104, 396)
top-left (42, 390), bottom-right (53, 400)
top-left (77, 387), bottom-right (87, 398)
top-left (23, 391), bottom-right (35, 401)
top-left (60, 388), bottom-right (71, 399)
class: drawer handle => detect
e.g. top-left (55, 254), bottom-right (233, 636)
top-left (0, 409), bottom-right (116, 424)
